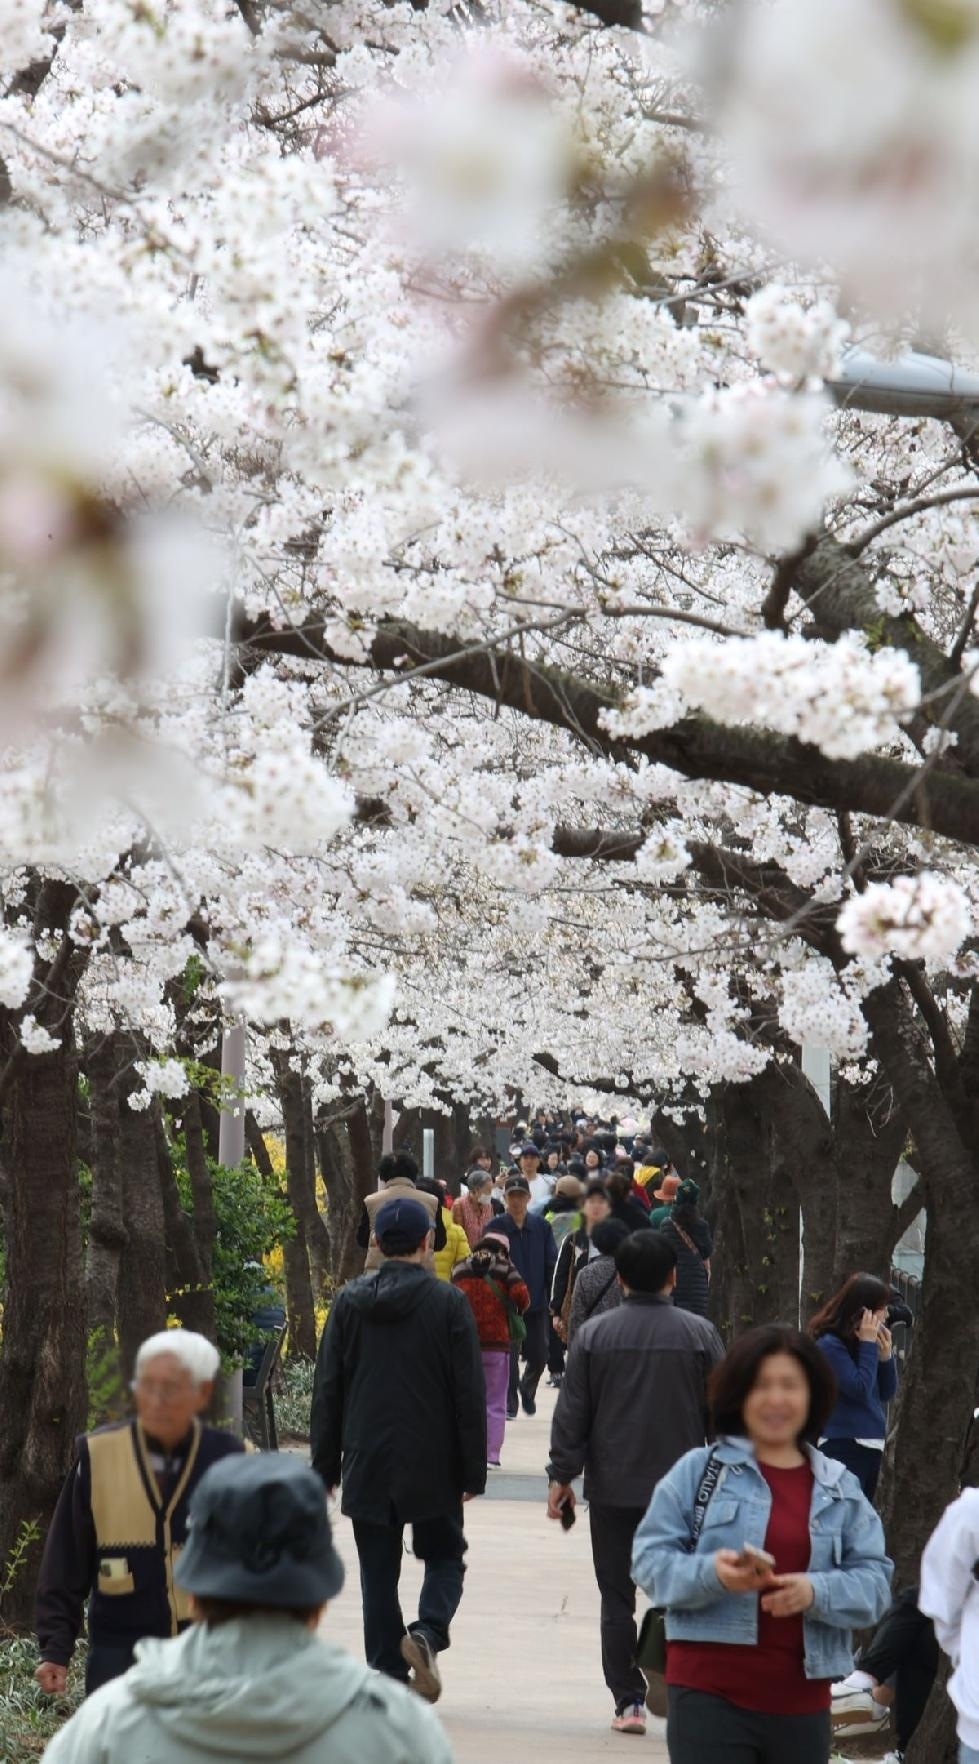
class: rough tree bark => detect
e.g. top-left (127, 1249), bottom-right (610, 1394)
top-left (272, 1045), bottom-right (331, 1302)
top-left (157, 1107), bottom-right (216, 1339)
top-left (708, 1081), bottom-right (799, 1341)
top-left (83, 1034), bottom-right (127, 1344)
top-left (116, 1061), bottom-right (169, 1381)
top-left (0, 879), bottom-right (89, 1628)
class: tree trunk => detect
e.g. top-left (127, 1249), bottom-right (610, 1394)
top-left (83, 1034), bottom-right (127, 1344)
top-left (344, 1088), bottom-right (385, 1279)
top-left (867, 981), bottom-right (979, 1585)
top-left (179, 1090), bottom-right (218, 1284)
top-left (316, 1107), bottom-right (358, 1283)
top-left (708, 1080), bottom-right (797, 1341)
top-left (116, 1066), bottom-right (169, 1382)
top-left (906, 1658), bottom-right (957, 1764)
top-left (0, 879), bottom-right (88, 1629)
top-left (273, 1047), bottom-right (331, 1300)
top-left (157, 1108), bottom-right (216, 1339)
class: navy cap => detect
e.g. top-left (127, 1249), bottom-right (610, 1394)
top-left (519, 1142), bottom-right (542, 1159)
top-left (175, 1453), bottom-right (344, 1606)
top-left (374, 1196), bottom-right (432, 1252)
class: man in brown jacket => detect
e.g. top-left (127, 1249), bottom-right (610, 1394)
top-left (356, 1150), bottom-right (444, 1273)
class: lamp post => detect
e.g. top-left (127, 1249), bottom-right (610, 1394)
top-left (827, 347), bottom-right (979, 421)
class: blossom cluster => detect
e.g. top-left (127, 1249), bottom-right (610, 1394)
top-left (838, 874), bottom-right (973, 966)
top-left (662, 633), bottom-right (921, 761)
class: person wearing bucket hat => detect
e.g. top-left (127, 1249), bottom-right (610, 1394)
top-left (40, 1454), bottom-right (454, 1764)
top-left (648, 1170), bottom-right (681, 1229)
top-left (311, 1191), bottom-right (486, 1704)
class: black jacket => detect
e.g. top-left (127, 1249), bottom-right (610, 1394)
top-left (547, 1293), bottom-right (724, 1506)
top-left (310, 1261), bottom-right (487, 1521)
top-left (610, 1194), bottom-right (655, 1234)
top-left (663, 1215), bottom-right (712, 1316)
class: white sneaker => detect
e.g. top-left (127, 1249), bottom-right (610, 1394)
top-left (832, 1670), bottom-right (874, 1696)
top-left (830, 1687), bottom-right (889, 1738)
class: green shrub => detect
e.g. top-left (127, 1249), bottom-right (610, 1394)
top-left (170, 1137), bottom-right (294, 1363)
top-left (275, 1357), bottom-right (315, 1440)
top-left (0, 1637), bottom-right (86, 1760)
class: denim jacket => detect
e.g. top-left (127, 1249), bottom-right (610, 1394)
top-left (631, 1437), bottom-right (892, 1680)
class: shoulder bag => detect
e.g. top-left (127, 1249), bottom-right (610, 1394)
top-left (636, 1449), bottom-right (723, 1676)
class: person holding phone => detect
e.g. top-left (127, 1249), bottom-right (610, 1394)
top-left (632, 1324), bottom-right (891, 1764)
top-left (808, 1273), bottom-right (898, 1500)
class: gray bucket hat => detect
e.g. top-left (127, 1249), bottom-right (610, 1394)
top-left (175, 1453), bottom-right (344, 1606)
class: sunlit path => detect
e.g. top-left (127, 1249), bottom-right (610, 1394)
top-left (318, 1384), bottom-right (669, 1760)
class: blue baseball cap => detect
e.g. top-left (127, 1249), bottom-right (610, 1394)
top-left (374, 1196), bottom-right (432, 1253)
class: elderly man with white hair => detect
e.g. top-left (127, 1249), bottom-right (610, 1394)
top-left (35, 1329), bottom-right (245, 1698)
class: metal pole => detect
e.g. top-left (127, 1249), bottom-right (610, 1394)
top-left (218, 1018), bottom-right (246, 1166)
top-left (422, 1128), bottom-right (435, 1182)
top-left (382, 1100), bottom-right (395, 1155)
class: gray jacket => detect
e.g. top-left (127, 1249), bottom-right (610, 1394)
top-left (41, 1615), bottom-right (454, 1764)
top-left (567, 1254), bottom-right (622, 1341)
top-left (547, 1293), bottom-right (724, 1507)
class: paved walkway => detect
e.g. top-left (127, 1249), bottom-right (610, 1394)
top-left (318, 1383), bottom-right (669, 1760)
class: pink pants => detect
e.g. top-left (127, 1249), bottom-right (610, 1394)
top-left (482, 1348), bottom-right (510, 1463)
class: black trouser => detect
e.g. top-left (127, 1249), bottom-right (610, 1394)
top-left (86, 1639), bottom-right (136, 1696)
top-left (588, 1503), bottom-right (647, 1713)
top-left (352, 1507), bottom-right (467, 1683)
top-left (860, 1584), bottom-right (939, 1750)
top-left (819, 1438), bottom-right (882, 1500)
top-left (508, 1308), bottom-right (548, 1411)
top-left (547, 1320), bottom-right (566, 1377)
top-left (667, 1687), bottom-right (831, 1763)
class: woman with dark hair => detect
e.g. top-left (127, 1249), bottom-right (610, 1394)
top-left (632, 1325), bottom-right (892, 1764)
top-left (604, 1167), bottom-right (654, 1234)
top-left (809, 1273), bottom-right (897, 1500)
top-left (661, 1179), bottom-right (712, 1317)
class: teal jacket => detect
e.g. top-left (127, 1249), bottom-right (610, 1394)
top-left (631, 1436), bottom-right (891, 1681)
top-left (41, 1615), bottom-right (454, 1764)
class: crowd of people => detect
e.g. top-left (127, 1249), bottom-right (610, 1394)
top-left (28, 1106), bottom-right (976, 1764)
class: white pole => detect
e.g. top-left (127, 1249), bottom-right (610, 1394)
top-left (382, 1100), bottom-right (395, 1155)
top-left (422, 1128), bottom-right (435, 1182)
top-left (218, 1018), bottom-right (246, 1166)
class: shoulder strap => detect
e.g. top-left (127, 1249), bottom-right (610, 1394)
top-left (689, 1450), bottom-right (723, 1547)
top-left (583, 1267), bottom-right (619, 1320)
top-left (670, 1220), bottom-right (700, 1257)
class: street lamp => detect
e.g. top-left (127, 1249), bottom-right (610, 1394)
top-left (827, 347), bottom-right (979, 420)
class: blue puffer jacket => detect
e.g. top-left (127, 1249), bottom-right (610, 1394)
top-left (815, 1333), bottom-right (898, 1440)
top-left (631, 1437), bottom-right (892, 1681)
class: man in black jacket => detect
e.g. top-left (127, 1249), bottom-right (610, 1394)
top-left (546, 1231), bottom-right (724, 1737)
top-left (311, 1196), bottom-right (486, 1704)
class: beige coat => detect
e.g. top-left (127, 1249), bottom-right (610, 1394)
top-left (362, 1179), bottom-right (439, 1273)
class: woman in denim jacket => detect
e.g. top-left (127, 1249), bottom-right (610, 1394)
top-left (631, 1325), bottom-right (892, 1764)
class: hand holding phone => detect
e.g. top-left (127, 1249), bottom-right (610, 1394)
top-left (559, 1495), bottom-right (576, 1531)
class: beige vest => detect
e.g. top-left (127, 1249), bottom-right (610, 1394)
top-left (363, 1179), bottom-right (439, 1272)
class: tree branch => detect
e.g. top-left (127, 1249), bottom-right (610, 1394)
top-left (242, 612), bottom-right (979, 850)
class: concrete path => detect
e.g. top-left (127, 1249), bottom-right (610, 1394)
top-left (318, 1383), bottom-right (669, 1761)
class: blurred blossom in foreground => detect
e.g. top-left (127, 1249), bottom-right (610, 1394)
top-left (838, 873), bottom-right (973, 965)
top-left (715, 0), bottom-right (979, 331)
top-left (0, 278), bottom-right (219, 738)
top-left (364, 49), bottom-right (573, 274)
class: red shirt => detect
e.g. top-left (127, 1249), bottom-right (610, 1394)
top-left (667, 1460), bottom-right (831, 1715)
